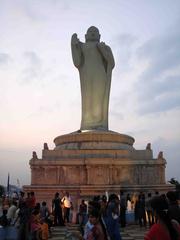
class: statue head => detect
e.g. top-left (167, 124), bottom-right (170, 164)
top-left (85, 26), bottom-right (100, 42)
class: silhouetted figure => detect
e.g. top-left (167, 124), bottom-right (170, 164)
top-left (145, 193), bottom-right (154, 226)
top-left (135, 193), bottom-right (146, 227)
top-left (145, 195), bottom-right (180, 240)
top-left (120, 191), bottom-right (126, 227)
top-left (52, 192), bottom-right (64, 226)
top-left (167, 191), bottom-right (180, 224)
top-left (105, 194), bottom-right (121, 240)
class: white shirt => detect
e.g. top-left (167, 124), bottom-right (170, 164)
top-left (7, 205), bottom-right (17, 221)
top-left (62, 196), bottom-right (71, 208)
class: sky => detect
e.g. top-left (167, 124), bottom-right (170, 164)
top-left (0, 0), bottom-right (180, 187)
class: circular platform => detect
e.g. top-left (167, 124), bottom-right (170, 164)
top-left (54, 130), bottom-right (135, 150)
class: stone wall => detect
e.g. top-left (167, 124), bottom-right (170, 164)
top-left (24, 130), bottom-right (173, 207)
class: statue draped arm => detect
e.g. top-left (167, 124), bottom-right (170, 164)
top-left (71, 33), bottom-right (83, 68)
top-left (97, 42), bottom-right (115, 85)
top-left (97, 42), bottom-right (115, 69)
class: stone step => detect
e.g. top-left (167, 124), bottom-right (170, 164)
top-left (50, 223), bottom-right (149, 240)
top-left (51, 224), bottom-right (82, 240)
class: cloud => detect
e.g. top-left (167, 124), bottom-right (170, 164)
top-left (135, 21), bottom-right (180, 114)
top-left (21, 51), bottom-right (42, 83)
top-left (24, 51), bottom-right (41, 65)
top-left (137, 75), bottom-right (180, 114)
top-left (137, 33), bottom-right (180, 79)
top-left (110, 108), bottom-right (124, 120)
top-left (113, 33), bottom-right (137, 72)
top-left (116, 34), bottom-right (137, 46)
top-left (0, 53), bottom-right (11, 65)
top-left (27, 101), bottom-right (61, 119)
top-left (22, 0), bottom-right (71, 21)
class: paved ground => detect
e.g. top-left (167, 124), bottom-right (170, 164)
top-left (121, 225), bottom-right (148, 240)
top-left (50, 224), bottom-right (149, 240)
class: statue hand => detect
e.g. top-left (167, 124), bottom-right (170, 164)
top-left (71, 33), bottom-right (79, 45)
top-left (97, 42), bottom-right (109, 58)
top-left (97, 42), bottom-right (106, 49)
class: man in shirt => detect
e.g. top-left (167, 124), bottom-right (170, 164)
top-left (61, 192), bottom-right (72, 223)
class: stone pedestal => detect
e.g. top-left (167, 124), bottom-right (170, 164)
top-left (23, 130), bottom-right (173, 208)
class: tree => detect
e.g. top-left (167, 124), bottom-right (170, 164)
top-left (168, 178), bottom-right (180, 192)
top-left (169, 178), bottom-right (179, 185)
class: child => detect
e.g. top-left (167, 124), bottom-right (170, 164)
top-left (84, 209), bottom-right (108, 240)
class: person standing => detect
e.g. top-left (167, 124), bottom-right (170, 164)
top-left (166, 191), bottom-right (180, 224)
top-left (29, 191), bottom-right (36, 212)
top-left (145, 193), bottom-right (154, 226)
top-left (17, 202), bottom-right (29, 240)
top-left (100, 195), bottom-right (108, 219)
top-left (154, 191), bottom-right (159, 223)
top-left (104, 194), bottom-right (121, 240)
top-left (120, 191), bottom-right (127, 228)
top-left (126, 193), bottom-right (132, 212)
top-left (84, 209), bottom-right (108, 240)
top-left (62, 192), bottom-right (72, 224)
top-left (52, 192), bottom-right (64, 226)
top-left (79, 199), bottom-right (87, 226)
top-left (40, 201), bottom-right (50, 222)
top-left (7, 201), bottom-right (17, 225)
top-left (144, 195), bottom-right (180, 240)
top-left (18, 191), bottom-right (25, 209)
top-left (135, 193), bottom-right (147, 227)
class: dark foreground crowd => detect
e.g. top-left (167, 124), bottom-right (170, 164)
top-left (0, 190), bottom-right (180, 240)
top-left (0, 191), bottom-right (51, 240)
top-left (79, 191), bottom-right (180, 240)
top-left (0, 190), bottom-right (75, 240)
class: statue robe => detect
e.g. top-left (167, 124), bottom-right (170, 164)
top-left (71, 40), bottom-right (114, 131)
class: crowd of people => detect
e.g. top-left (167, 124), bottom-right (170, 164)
top-left (0, 189), bottom-right (180, 240)
top-left (0, 191), bottom-right (51, 239)
top-left (0, 191), bottom-right (73, 240)
top-left (144, 193), bottom-right (180, 240)
top-left (81, 190), bottom-right (180, 240)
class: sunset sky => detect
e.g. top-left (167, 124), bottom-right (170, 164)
top-left (0, 0), bottom-right (180, 187)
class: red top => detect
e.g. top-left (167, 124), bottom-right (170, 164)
top-left (144, 223), bottom-right (180, 240)
top-left (29, 196), bottom-right (36, 209)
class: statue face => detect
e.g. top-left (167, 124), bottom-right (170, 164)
top-left (85, 26), bottom-right (100, 42)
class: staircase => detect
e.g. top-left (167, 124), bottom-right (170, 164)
top-left (51, 224), bottom-right (148, 240)
top-left (51, 224), bottom-right (82, 240)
